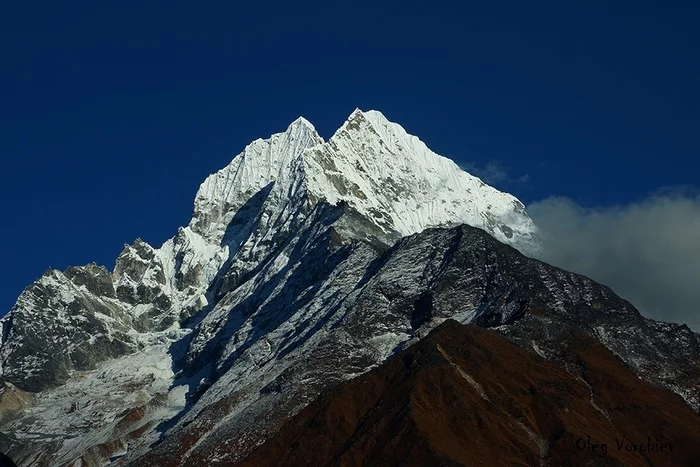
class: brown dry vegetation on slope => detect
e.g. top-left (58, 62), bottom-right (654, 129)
top-left (238, 320), bottom-right (700, 467)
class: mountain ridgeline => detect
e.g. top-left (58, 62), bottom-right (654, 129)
top-left (0, 110), bottom-right (698, 466)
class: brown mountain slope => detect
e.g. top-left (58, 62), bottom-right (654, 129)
top-left (237, 320), bottom-right (700, 467)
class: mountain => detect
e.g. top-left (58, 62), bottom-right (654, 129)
top-left (241, 320), bottom-right (700, 467)
top-left (0, 110), bottom-right (698, 466)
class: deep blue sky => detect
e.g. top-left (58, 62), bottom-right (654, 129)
top-left (1, 1), bottom-right (698, 315)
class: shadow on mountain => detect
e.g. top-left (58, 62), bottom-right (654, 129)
top-left (152, 199), bottom-right (353, 443)
top-left (154, 182), bottom-right (278, 439)
top-left (0, 453), bottom-right (16, 467)
top-left (180, 181), bottom-right (276, 332)
top-left (210, 201), bottom-right (348, 376)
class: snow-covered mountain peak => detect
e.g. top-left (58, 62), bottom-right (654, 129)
top-left (303, 109), bottom-right (538, 249)
top-left (189, 117), bottom-right (323, 244)
top-left (333, 108), bottom-right (432, 158)
top-left (183, 108), bottom-right (538, 251)
top-left (287, 115), bottom-right (316, 132)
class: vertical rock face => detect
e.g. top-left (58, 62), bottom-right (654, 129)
top-left (0, 110), bottom-right (696, 467)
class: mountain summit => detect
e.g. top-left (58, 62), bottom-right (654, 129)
top-left (192, 109), bottom-right (537, 247)
top-left (1, 110), bottom-right (698, 466)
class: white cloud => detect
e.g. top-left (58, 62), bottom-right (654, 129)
top-left (527, 193), bottom-right (700, 330)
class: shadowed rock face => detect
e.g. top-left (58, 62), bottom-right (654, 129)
top-left (0, 269), bottom-right (136, 393)
top-left (0, 452), bottom-right (17, 467)
top-left (240, 320), bottom-right (700, 467)
top-left (64, 264), bottom-right (116, 299)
